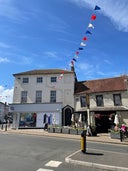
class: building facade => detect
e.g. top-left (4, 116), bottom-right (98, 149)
top-left (0, 102), bottom-right (5, 122)
top-left (10, 67), bottom-right (128, 133)
top-left (74, 75), bottom-right (128, 132)
top-left (0, 102), bottom-right (9, 123)
top-left (10, 69), bottom-right (75, 129)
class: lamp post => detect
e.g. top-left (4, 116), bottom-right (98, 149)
top-left (86, 94), bottom-right (92, 136)
top-left (86, 94), bottom-right (90, 126)
top-left (4, 102), bottom-right (8, 131)
top-left (124, 76), bottom-right (128, 109)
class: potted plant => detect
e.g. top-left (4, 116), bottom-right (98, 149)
top-left (109, 126), bottom-right (120, 139)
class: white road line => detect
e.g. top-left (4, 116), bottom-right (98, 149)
top-left (45, 160), bottom-right (62, 167)
top-left (36, 168), bottom-right (53, 171)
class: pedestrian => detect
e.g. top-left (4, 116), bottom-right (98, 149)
top-left (121, 124), bottom-right (127, 138)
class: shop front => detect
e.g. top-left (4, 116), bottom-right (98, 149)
top-left (9, 103), bottom-right (62, 129)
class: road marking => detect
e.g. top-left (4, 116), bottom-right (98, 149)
top-left (36, 169), bottom-right (53, 171)
top-left (45, 160), bottom-right (62, 167)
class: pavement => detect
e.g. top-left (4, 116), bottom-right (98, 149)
top-left (1, 128), bottom-right (128, 171)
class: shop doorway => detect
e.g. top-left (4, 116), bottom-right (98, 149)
top-left (95, 112), bottom-right (115, 133)
top-left (62, 105), bottom-right (74, 126)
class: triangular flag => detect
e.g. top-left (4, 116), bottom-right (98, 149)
top-left (88, 23), bottom-right (94, 29)
top-left (74, 54), bottom-right (79, 58)
top-left (86, 30), bottom-right (92, 34)
top-left (79, 47), bottom-right (83, 50)
top-left (76, 51), bottom-right (79, 55)
top-left (82, 36), bottom-right (88, 41)
top-left (71, 60), bottom-right (74, 66)
top-left (94, 5), bottom-right (101, 10)
top-left (91, 15), bottom-right (96, 20)
top-left (58, 76), bottom-right (63, 80)
top-left (80, 42), bottom-right (86, 46)
top-left (73, 58), bottom-right (77, 62)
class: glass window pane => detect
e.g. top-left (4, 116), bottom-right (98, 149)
top-left (50, 91), bottom-right (56, 102)
top-left (36, 91), bottom-right (42, 103)
top-left (80, 96), bottom-right (86, 107)
top-left (113, 94), bottom-right (122, 106)
top-left (23, 77), bottom-right (29, 83)
top-left (96, 95), bottom-right (103, 106)
top-left (51, 77), bottom-right (57, 83)
top-left (21, 91), bottom-right (27, 103)
top-left (37, 77), bottom-right (43, 83)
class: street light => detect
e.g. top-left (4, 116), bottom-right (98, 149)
top-left (4, 102), bottom-right (8, 131)
top-left (86, 94), bottom-right (90, 126)
top-left (86, 94), bottom-right (92, 136)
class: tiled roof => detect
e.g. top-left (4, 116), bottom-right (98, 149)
top-left (13, 69), bottom-right (73, 76)
top-left (75, 75), bottom-right (128, 94)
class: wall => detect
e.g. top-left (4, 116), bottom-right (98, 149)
top-left (13, 73), bottom-right (75, 108)
top-left (75, 91), bottom-right (128, 110)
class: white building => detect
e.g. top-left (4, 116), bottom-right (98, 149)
top-left (10, 68), bottom-right (76, 129)
top-left (0, 102), bottom-right (5, 122)
top-left (0, 102), bottom-right (9, 123)
top-left (10, 67), bottom-right (128, 133)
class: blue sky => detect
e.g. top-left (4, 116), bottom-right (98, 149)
top-left (0, 0), bottom-right (128, 103)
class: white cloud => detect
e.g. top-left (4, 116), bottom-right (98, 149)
top-left (104, 59), bottom-right (112, 65)
top-left (20, 57), bottom-right (33, 65)
top-left (0, 85), bottom-right (13, 104)
top-left (43, 51), bottom-right (58, 58)
top-left (0, 57), bottom-right (10, 63)
top-left (0, 0), bottom-right (36, 23)
top-left (70, 0), bottom-right (128, 32)
top-left (0, 0), bottom-right (21, 21)
top-left (75, 60), bottom-right (120, 80)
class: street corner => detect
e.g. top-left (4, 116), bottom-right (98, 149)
top-left (65, 149), bottom-right (128, 171)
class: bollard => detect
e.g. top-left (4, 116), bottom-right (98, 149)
top-left (1, 124), bottom-right (3, 130)
top-left (120, 130), bottom-right (123, 142)
top-left (5, 124), bottom-right (7, 131)
top-left (81, 130), bottom-right (86, 153)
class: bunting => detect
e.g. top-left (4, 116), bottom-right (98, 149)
top-left (58, 5), bottom-right (101, 80)
top-left (69, 5), bottom-right (101, 67)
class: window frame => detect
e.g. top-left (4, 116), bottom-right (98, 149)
top-left (96, 95), bottom-right (104, 107)
top-left (22, 77), bottom-right (29, 83)
top-left (51, 77), bottom-right (57, 83)
top-left (50, 90), bottom-right (56, 103)
top-left (21, 91), bottom-right (27, 103)
top-left (80, 96), bottom-right (86, 107)
top-left (37, 77), bottom-right (43, 83)
top-left (113, 94), bottom-right (122, 106)
top-left (35, 90), bottom-right (42, 103)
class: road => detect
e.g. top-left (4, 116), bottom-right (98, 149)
top-left (0, 132), bottom-right (128, 171)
